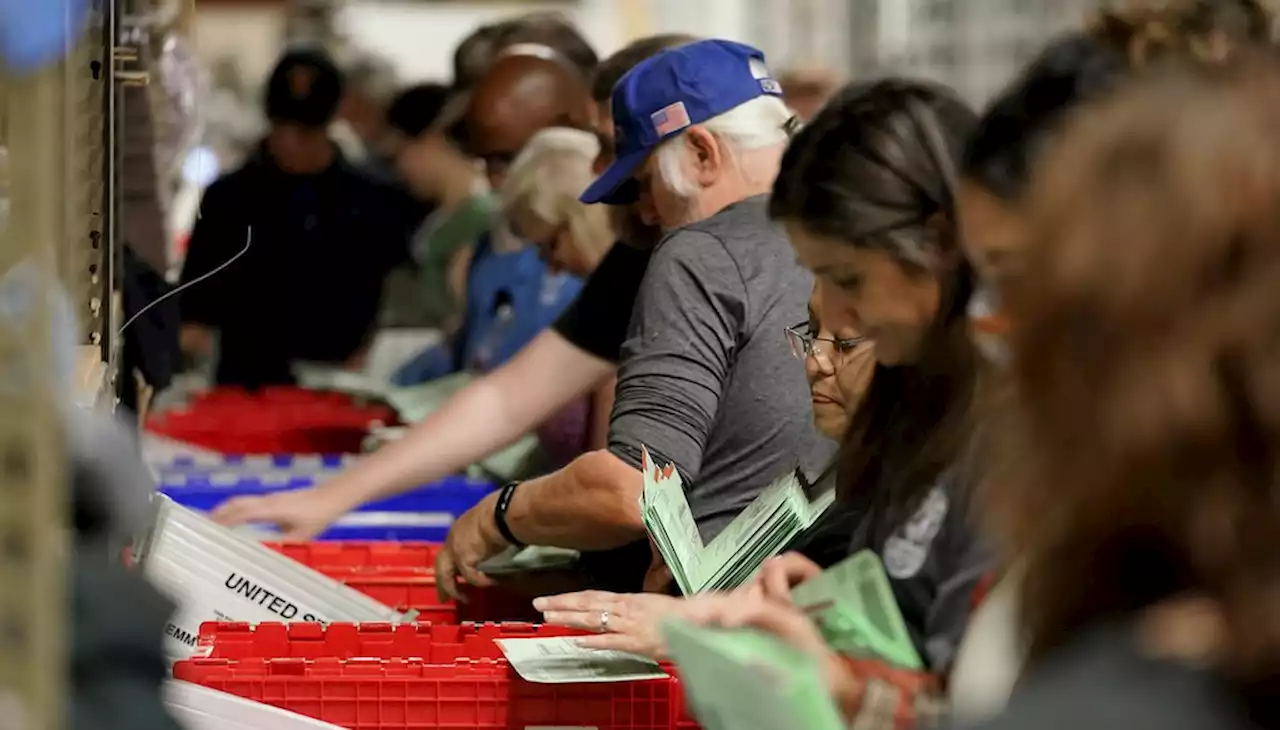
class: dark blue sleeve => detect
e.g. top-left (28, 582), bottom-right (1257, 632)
top-left (178, 178), bottom-right (243, 327)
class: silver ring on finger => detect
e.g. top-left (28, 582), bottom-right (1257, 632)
top-left (599, 608), bottom-right (610, 633)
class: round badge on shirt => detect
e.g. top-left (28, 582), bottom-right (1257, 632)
top-left (882, 485), bottom-right (949, 579)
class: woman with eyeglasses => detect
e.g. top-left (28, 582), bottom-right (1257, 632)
top-left (785, 294), bottom-right (875, 443)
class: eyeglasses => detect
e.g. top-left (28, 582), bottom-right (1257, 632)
top-left (785, 322), bottom-right (865, 365)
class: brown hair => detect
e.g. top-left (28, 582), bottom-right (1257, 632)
top-left (590, 34), bottom-right (698, 103)
top-left (993, 54), bottom-right (1280, 720)
top-left (1090, 0), bottom-right (1273, 66)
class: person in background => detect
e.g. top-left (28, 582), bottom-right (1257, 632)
top-left (777, 66), bottom-right (842, 121)
top-left (539, 79), bottom-right (987, 730)
top-left (501, 126), bottom-right (617, 460)
top-left (434, 39), bottom-right (824, 598)
top-left (178, 48), bottom-right (418, 388)
top-left (452, 12), bottom-right (599, 92)
top-left (950, 2), bottom-right (1274, 722)
top-left (378, 82), bottom-right (484, 330)
top-left (335, 52), bottom-right (402, 178)
top-left (501, 127), bottom-right (614, 278)
top-left (965, 52), bottom-right (1280, 730)
top-left (463, 50), bottom-right (595, 190)
top-left (209, 34), bottom-right (693, 543)
top-left (383, 82), bottom-right (452, 163)
top-left (391, 48), bottom-right (595, 385)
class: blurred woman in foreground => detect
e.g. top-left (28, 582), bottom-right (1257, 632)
top-left (969, 53), bottom-right (1280, 730)
top-left (950, 2), bottom-right (1275, 721)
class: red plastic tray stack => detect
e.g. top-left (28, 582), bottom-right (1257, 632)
top-left (176, 621), bottom-right (702, 730)
top-left (147, 387), bottom-right (396, 454)
top-left (264, 541), bottom-right (544, 624)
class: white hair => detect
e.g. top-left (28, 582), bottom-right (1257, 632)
top-left (501, 127), bottom-right (614, 259)
top-left (656, 94), bottom-right (794, 198)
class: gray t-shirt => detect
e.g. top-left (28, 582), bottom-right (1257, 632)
top-left (608, 194), bottom-right (826, 541)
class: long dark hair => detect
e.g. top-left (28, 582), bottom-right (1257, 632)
top-left (770, 79), bottom-right (979, 526)
top-left (964, 0), bottom-right (1273, 204)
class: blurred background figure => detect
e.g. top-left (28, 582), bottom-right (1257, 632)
top-left (501, 126), bottom-right (618, 461)
top-left (179, 47), bottom-right (418, 388)
top-left (776, 66), bottom-right (842, 121)
top-left (452, 11), bottom-right (599, 92)
top-left (501, 127), bottom-right (612, 278)
top-left (377, 81), bottom-right (479, 330)
top-left (334, 52), bottom-right (402, 176)
top-left (463, 51), bottom-right (595, 190)
top-left (388, 39), bottom-right (595, 384)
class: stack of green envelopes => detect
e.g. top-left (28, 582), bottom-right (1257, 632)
top-left (791, 550), bottom-right (924, 670)
top-left (640, 447), bottom-right (834, 594)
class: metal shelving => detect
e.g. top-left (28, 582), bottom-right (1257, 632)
top-left (0, 0), bottom-right (132, 724)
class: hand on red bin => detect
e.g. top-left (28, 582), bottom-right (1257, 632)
top-left (433, 492), bottom-right (509, 602)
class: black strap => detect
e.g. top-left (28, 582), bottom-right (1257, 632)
top-left (493, 481), bottom-right (526, 548)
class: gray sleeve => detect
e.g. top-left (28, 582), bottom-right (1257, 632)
top-left (923, 492), bottom-right (997, 674)
top-left (607, 231), bottom-right (746, 481)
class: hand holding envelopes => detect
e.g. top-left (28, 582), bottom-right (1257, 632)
top-left (790, 550), bottom-right (923, 670)
top-left (661, 619), bottom-right (847, 730)
top-left (640, 446), bottom-right (834, 594)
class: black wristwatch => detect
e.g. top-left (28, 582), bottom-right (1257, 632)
top-left (493, 481), bottom-right (526, 547)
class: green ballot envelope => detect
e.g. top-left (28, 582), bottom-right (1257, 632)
top-left (790, 550), bottom-right (924, 670)
top-left (475, 545), bottom-right (580, 575)
top-left (662, 619), bottom-right (847, 730)
top-left (639, 446), bottom-right (834, 595)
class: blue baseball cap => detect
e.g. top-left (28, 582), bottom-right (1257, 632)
top-left (580, 39), bottom-right (783, 205)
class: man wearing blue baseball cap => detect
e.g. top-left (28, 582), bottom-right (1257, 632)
top-left (434, 39), bottom-right (831, 596)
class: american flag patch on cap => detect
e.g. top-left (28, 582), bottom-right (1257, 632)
top-left (651, 101), bottom-right (691, 137)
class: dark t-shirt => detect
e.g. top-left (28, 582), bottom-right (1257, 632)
top-left (180, 147), bottom-right (418, 387)
top-left (961, 625), bottom-right (1264, 730)
top-left (552, 240), bottom-right (653, 362)
top-left (849, 471), bottom-right (992, 672)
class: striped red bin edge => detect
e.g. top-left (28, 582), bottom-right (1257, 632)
top-left (196, 620), bottom-right (584, 662)
top-left (174, 655), bottom-right (698, 730)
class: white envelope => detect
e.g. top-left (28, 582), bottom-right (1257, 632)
top-left (137, 495), bottom-right (407, 660)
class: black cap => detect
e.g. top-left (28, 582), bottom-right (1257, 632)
top-left (264, 47), bottom-right (344, 128)
top-left (385, 82), bottom-right (452, 138)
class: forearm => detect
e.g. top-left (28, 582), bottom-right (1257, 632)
top-left (504, 449), bottom-right (645, 550)
top-left (317, 332), bottom-right (613, 508)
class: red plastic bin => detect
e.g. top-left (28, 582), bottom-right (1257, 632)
top-left (188, 619), bottom-right (706, 727)
top-left (265, 541), bottom-right (543, 623)
top-left (174, 656), bottom-right (681, 730)
top-left (269, 542), bottom-right (443, 571)
top-left (147, 387), bottom-right (395, 454)
top-left (198, 621), bottom-right (583, 662)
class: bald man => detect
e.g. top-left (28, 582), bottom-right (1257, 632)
top-left (464, 51), bottom-right (594, 188)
